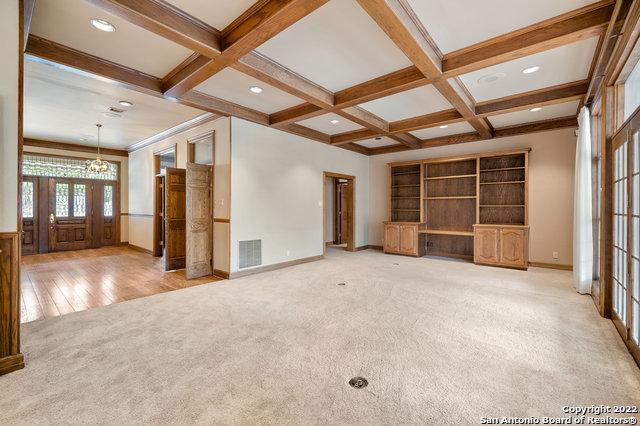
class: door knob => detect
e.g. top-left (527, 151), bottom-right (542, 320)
top-left (49, 213), bottom-right (55, 224)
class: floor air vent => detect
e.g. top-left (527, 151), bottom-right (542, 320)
top-left (239, 240), bottom-right (262, 269)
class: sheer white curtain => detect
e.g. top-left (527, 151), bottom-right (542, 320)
top-left (573, 106), bottom-right (594, 294)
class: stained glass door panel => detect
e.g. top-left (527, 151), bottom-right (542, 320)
top-left (21, 177), bottom-right (39, 255)
top-left (48, 178), bottom-right (93, 252)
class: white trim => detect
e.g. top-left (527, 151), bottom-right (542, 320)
top-left (126, 113), bottom-right (221, 152)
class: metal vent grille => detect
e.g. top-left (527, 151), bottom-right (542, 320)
top-left (239, 240), bottom-right (262, 269)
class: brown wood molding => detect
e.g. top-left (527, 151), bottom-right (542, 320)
top-left (85, 0), bottom-right (221, 58)
top-left (24, 138), bottom-right (129, 157)
top-left (389, 109), bottom-right (464, 134)
top-left (213, 269), bottom-right (230, 279)
top-left (127, 243), bottom-right (153, 255)
top-left (123, 213), bottom-right (153, 218)
top-left (0, 233), bottom-right (24, 376)
top-left (213, 218), bottom-right (230, 223)
top-left (442, 1), bottom-right (614, 76)
top-left (529, 261), bottom-right (573, 271)
top-left (355, 245), bottom-right (383, 251)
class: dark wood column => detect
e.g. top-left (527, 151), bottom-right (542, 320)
top-left (0, 233), bottom-right (24, 375)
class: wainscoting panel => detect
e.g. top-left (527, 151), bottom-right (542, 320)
top-left (0, 232), bottom-right (24, 375)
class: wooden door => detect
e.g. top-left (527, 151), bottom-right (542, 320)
top-left (399, 225), bottom-right (417, 255)
top-left (91, 181), bottom-right (117, 248)
top-left (499, 228), bottom-right (527, 268)
top-left (48, 178), bottom-right (93, 252)
top-left (334, 182), bottom-right (347, 244)
top-left (21, 176), bottom-right (38, 255)
top-left (186, 163), bottom-right (212, 279)
top-left (342, 180), bottom-right (354, 251)
top-left (153, 175), bottom-right (165, 257)
top-left (474, 227), bottom-right (499, 264)
top-left (384, 224), bottom-right (400, 253)
top-left (164, 168), bottom-right (186, 271)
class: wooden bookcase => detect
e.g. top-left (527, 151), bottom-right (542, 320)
top-left (384, 149), bottom-right (530, 268)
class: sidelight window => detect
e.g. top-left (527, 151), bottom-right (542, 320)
top-left (74, 184), bottom-right (86, 217)
top-left (22, 181), bottom-right (34, 218)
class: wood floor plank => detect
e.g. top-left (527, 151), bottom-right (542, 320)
top-left (20, 246), bottom-right (222, 323)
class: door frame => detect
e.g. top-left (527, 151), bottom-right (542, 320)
top-left (323, 172), bottom-right (355, 254)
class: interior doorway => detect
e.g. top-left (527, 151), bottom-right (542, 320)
top-left (323, 172), bottom-right (355, 253)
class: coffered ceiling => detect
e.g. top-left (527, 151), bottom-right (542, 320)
top-left (24, 0), bottom-right (620, 155)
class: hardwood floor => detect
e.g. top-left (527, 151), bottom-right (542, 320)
top-left (20, 246), bottom-right (221, 323)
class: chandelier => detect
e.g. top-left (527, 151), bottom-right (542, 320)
top-left (85, 123), bottom-right (111, 173)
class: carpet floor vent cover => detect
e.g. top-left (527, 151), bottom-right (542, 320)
top-left (348, 377), bottom-right (368, 389)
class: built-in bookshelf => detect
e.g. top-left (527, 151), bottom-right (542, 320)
top-left (385, 149), bottom-right (530, 264)
top-left (390, 164), bottom-right (421, 222)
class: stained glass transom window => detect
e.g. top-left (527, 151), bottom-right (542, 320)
top-left (22, 181), bottom-right (34, 218)
top-left (23, 155), bottom-right (117, 181)
top-left (56, 183), bottom-right (69, 217)
top-left (74, 184), bottom-right (86, 217)
top-left (104, 185), bottom-right (113, 217)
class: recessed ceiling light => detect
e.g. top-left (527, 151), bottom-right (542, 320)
top-left (118, 100), bottom-right (133, 107)
top-left (522, 66), bottom-right (540, 74)
top-left (330, 119), bottom-right (340, 124)
top-left (249, 86), bottom-right (263, 94)
top-left (90, 18), bottom-right (116, 32)
top-left (477, 72), bottom-right (506, 85)
top-left (530, 107), bottom-right (542, 112)
top-left (439, 125), bottom-right (448, 129)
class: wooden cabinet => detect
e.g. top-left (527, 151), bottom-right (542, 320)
top-left (383, 222), bottom-right (425, 257)
top-left (473, 225), bottom-right (529, 269)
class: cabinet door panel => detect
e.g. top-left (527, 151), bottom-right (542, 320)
top-left (500, 229), bottom-right (526, 268)
top-left (399, 225), bottom-right (417, 255)
top-left (474, 228), bottom-right (499, 264)
top-left (384, 224), bottom-right (400, 253)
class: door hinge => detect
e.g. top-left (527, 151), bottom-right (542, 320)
top-left (160, 240), bottom-right (164, 246)
top-left (159, 183), bottom-right (164, 189)
top-left (159, 212), bottom-right (164, 217)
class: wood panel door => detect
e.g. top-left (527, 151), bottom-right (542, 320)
top-left (186, 163), bottom-right (212, 279)
top-left (399, 224), bottom-right (417, 255)
top-left (48, 178), bottom-right (93, 252)
top-left (499, 228), bottom-right (527, 268)
top-left (21, 177), bottom-right (38, 255)
top-left (164, 168), bottom-right (186, 271)
top-left (91, 181), bottom-right (117, 248)
top-left (335, 182), bottom-right (348, 244)
top-left (474, 227), bottom-right (499, 264)
top-left (342, 180), bottom-right (354, 251)
top-left (384, 224), bottom-right (400, 253)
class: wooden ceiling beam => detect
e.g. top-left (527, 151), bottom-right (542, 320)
top-left (24, 138), bottom-right (129, 157)
top-left (442, 0), bottom-right (615, 76)
top-left (389, 109), bottom-right (463, 134)
top-left (23, 0), bottom-right (36, 51)
top-left (367, 116), bottom-right (578, 155)
top-left (475, 79), bottom-right (589, 116)
top-left (24, 35), bottom-right (364, 155)
top-left (162, 0), bottom-right (329, 98)
top-left (356, 0), bottom-right (493, 139)
top-left (84, 0), bottom-right (222, 58)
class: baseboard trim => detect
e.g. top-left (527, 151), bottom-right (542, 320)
top-left (127, 243), bottom-right (153, 255)
top-left (0, 354), bottom-right (24, 376)
top-left (529, 261), bottom-right (573, 271)
top-left (230, 254), bottom-right (324, 279)
top-left (356, 245), bottom-right (383, 251)
top-left (213, 269), bottom-right (230, 279)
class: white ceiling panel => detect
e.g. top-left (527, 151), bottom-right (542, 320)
top-left (407, 0), bottom-right (598, 54)
top-left (410, 121), bottom-right (476, 140)
top-left (458, 37), bottom-right (598, 102)
top-left (30, 0), bottom-right (193, 77)
top-left (24, 60), bottom-right (203, 149)
top-left (164, 0), bottom-right (256, 31)
top-left (355, 137), bottom-right (401, 148)
top-left (297, 113), bottom-right (363, 135)
top-left (358, 85), bottom-right (452, 122)
top-left (256, 0), bottom-right (413, 92)
top-left (195, 68), bottom-right (303, 114)
top-left (488, 101), bottom-right (580, 128)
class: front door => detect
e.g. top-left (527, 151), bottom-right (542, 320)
top-left (48, 178), bottom-right (93, 252)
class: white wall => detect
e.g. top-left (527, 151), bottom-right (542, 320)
top-left (23, 146), bottom-right (129, 242)
top-left (369, 128), bottom-right (577, 266)
top-left (0, 1), bottom-right (19, 232)
top-left (127, 116), bottom-right (231, 272)
top-left (230, 118), bottom-right (370, 273)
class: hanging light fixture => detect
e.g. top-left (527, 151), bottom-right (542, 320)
top-left (85, 124), bottom-right (111, 173)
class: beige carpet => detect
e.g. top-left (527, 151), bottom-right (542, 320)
top-left (1, 249), bottom-right (639, 425)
